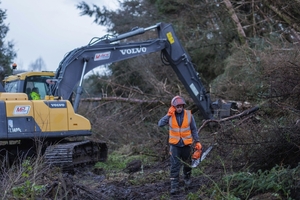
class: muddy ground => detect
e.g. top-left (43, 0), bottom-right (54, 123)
top-left (40, 161), bottom-right (283, 200)
top-left (38, 156), bottom-right (285, 200)
top-left (42, 161), bottom-right (210, 200)
top-left (43, 166), bottom-right (283, 200)
top-left (2, 157), bottom-right (284, 199)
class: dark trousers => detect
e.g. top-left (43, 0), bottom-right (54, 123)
top-left (169, 145), bottom-right (192, 179)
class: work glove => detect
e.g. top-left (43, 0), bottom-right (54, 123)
top-left (195, 142), bottom-right (202, 151)
top-left (167, 106), bottom-right (176, 116)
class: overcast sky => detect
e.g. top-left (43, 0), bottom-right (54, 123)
top-left (2, 0), bottom-right (118, 71)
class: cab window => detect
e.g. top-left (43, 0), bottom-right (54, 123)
top-left (26, 81), bottom-right (47, 99)
top-left (25, 76), bottom-right (52, 100)
top-left (4, 81), bottom-right (18, 92)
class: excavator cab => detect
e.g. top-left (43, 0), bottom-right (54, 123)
top-left (3, 71), bottom-right (55, 100)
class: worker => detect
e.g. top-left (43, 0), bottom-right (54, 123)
top-left (158, 96), bottom-right (202, 195)
top-left (30, 87), bottom-right (41, 100)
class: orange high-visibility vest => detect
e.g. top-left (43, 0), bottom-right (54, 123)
top-left (168, 110), bottom-right (192, 145)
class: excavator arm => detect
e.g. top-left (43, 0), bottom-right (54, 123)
top-left (51, 22), bottom-right (231, 119)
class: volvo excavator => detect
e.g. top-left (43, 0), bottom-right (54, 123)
top-left (0, 22), bottom-right (243, 169)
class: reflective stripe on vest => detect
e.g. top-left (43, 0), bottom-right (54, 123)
top-left (168, 110), bottom-right (193, 145)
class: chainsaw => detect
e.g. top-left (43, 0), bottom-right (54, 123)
top-left (191, 144), bottom-right (214, 168)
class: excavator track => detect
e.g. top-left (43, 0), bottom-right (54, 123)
top-left (44, 140), bottom-right (107, 170)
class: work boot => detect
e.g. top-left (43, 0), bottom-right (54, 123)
top-left (183, 173), bottom-right (191, 187)
top-left (170, 187), bottom-right (178, 195)
top-left (170, 178), bottom-right (179, 195)
top-left (184, 178), bottom-right (191, 187)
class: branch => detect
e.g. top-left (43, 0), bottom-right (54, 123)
top-left (263, 0), bottom-right (300, 32)
top-left (198, 106), bottom-right (260, 133)
top-left (81, 96), bottom-right (165, 104)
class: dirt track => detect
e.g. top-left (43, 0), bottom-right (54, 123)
top-left (43, 163), bottom-right (208, 200)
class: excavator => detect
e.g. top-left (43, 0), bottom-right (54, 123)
top-left (0, 22), bottom-right (243, 168)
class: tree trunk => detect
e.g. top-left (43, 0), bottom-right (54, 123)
top-left (223, 0), bottom-right (246, 44)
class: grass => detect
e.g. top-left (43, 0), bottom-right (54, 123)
top-left (94, 149), bottom-right (169, 185)
top-left (0, 157), bottom-right (48, 200)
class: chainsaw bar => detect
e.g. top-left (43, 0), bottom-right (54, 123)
top-left (191, 145), bottom-right (214, 168)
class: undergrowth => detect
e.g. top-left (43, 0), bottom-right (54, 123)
top-left (94, 149), bottom-right (169, 185)
top-left (0, 157), bottom-right (48, 200)
top-left (204, 164), bottom-right (300, 200)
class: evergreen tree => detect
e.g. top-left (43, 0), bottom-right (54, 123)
top-left (0, 2), bottom-right (16, 80)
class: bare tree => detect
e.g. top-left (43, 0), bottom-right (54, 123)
top-left (28, 57), bottom-right (46, 71)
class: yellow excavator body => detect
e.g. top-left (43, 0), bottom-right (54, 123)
top-left (1, 74), bottom-right (107, 168)
top-left (0, 92), bottom-right (91, 140)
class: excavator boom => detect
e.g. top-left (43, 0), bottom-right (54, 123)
top-left (51, 22), bottom-right (229, 118)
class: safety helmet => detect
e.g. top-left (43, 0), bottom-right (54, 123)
top-left (171, 96), bottom-right (186, 107)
